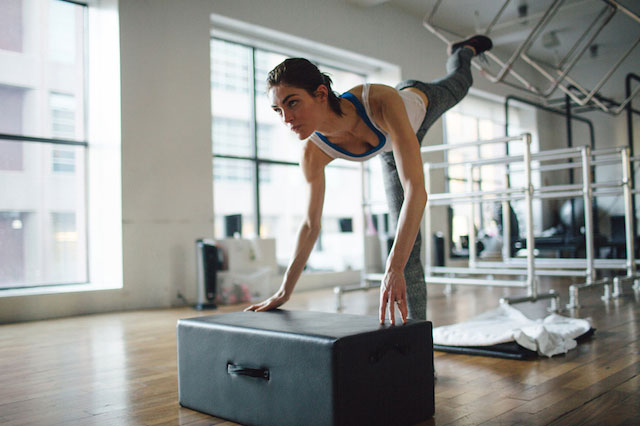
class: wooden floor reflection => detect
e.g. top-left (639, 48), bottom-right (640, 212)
top-left (1, 278), bottom-right (638, 425)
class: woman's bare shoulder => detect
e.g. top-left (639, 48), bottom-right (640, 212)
top-left (366, 84), bottom-right (403, 128)
top-left (345, 83), bottom-right (394, 98)
top-left (369, 83), bottom-right (401, 100)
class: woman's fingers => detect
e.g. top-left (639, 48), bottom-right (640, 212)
top-left (256, 296), bottom-right (284, 312)
top-left (255, 302), bottom-right (272, 312)
top-left (398, 296), bottom-right (408, 324)
top-left (245, 299), bottom-right (269, 312)
top-left (389, 294), bottom-right (396, 325)
top-left (379, 290), bottom-right (388, 324)
top-left (244, 303), bottom-right (260, 312)
top-left (380, 286), bottom-right (409, 325)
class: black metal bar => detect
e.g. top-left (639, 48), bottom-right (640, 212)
top-left (566, 95), bottom-right (577, 237)
top-left (214, 154), bottom-right (362, 171)
top-left (0, 133), bottom-right (88, 147)
top-left (250, 48), bottom-right (261, 236)
top-left (627, 73), bottom-right (640, 245)
top-left (213, 154), bottom-right (297, 167)
top-left (504, 102), bottom-right (511, 188)
top-left (505, 96), bottom-right (596, 150)
top-left (58, 0), bottom-right (88, 7)
top-left (547, 87), bottom-right (640, 115)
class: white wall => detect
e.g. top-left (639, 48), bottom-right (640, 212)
top-left (1, 0), bottom-right (634, 322)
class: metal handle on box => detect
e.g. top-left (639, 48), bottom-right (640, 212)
top-left (227, 363), bottom-right (270, 380)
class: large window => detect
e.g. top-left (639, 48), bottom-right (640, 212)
top-left (0, 0), bottom-right (88, 289)
top-left (211, 38), bottom-right (368, 271)
top-left (444, 95), bottom-right (529, 258)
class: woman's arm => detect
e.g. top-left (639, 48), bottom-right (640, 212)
top-left (280, 149), bottom-right (326, 297)
top-left (376, 87), bottom-right (429, 324)
top-left (245, 142), bottom-right (331, 311)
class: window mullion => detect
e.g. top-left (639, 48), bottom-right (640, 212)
top-left (250, 47), bottom-right (261, 236)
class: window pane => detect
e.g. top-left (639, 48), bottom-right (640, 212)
top-left (259, 162), bottom-right (364, 271)
top-left (0, 140), bottom-right (23, 171)
top-left (212, 38), bottom-right (371, 274)
top-left (0, 140), bottom-right (87, 288)
top-left (317, 64), bottom-right (366, 95)
top-left (445, 99), bottom-right (529, 254)
top-left (50, 92), bottom-right (76, 139)
top-left (211, 39), bottom-right (253, 157)
top-left (0, 0), bottom-right (23, 52)
top-left (0, 0), bottom-right (86, 141)
top-left (365, 158), bottom-right (387, 216)
top-left (50, 212), bottom-right (81, 283)
top-left (258, 163), bottom-right (306, 266)
top-left (0, 0), bottom-right (88, 289)
top-left (212, 116), bottom-right (252, 157)
top-left (0, 84), bottom-right (26, 134)
top-left (313, 162), bottom-right (364, 271)
top-left (49, 0), bottom-right (77, 64)
top-left (213, 157), bottom-right (256, 237)
top-left (254, 50), bottom-right (302, 163)
top-left (52, 148), bottom-right (76, 173)
top-left (0, 85), bottom-right (26, 171)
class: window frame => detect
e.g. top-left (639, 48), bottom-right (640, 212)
top-left (211, 36), bottom-right (366, 237)
top-left (443, 95), bottom-right (534, 260)
top-left (0, 0), bottom-right (90, 290)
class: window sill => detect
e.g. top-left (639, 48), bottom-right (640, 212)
top-left (295, 270), bottom-right (362, 292)
top-left (0, 281), bottom-right (123, 298)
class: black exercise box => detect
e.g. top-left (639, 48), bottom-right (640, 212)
top-left (177, 310), bottom-right (434, 426)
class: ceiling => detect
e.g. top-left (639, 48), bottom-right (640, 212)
top-left (349, 0), bottom-right (640, 108)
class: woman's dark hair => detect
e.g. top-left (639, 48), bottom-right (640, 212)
top-left (267, 58), bottom-right (344, 117)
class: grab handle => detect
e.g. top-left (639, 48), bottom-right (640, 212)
top-left (227, 363), bottom-right (270, 380)
top-left (369, 343), bottom-right (410, 363)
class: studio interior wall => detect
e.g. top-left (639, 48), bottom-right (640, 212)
top-left (4, 0), bottom-right (627, 322)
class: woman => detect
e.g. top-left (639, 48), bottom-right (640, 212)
top-left (245, 35), bottom-right (493, 324)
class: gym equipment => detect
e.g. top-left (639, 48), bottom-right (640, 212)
top-left (423, 0), bottom-right (640, 115)
top-left (177, 310), bottom-right (434, 426)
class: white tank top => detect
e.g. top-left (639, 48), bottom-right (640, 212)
top-left (309, 83), bottom-right (426, 162)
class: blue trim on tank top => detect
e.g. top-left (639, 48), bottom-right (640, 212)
top-left (314, 91), bottom-right (387, 158)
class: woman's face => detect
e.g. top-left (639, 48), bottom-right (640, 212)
top-left (268, 83), bottom-right (325, 140)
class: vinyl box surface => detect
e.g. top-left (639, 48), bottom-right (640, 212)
top-left (177, 310), bottom-right (434, 426)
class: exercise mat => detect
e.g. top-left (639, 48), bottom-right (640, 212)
top-left (433, 304), bottom-right (594, 359)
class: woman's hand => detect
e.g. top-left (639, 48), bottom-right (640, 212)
top-left (244, 288), bottom-right (290, 312)
top-left (379, 267), bottom-right (408, 325)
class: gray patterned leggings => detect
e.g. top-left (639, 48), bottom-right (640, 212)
top-left (379, 47), bottom-right (474, 320)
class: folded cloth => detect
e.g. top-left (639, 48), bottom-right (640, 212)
top-left (433, 304), bottom-right (591, 357)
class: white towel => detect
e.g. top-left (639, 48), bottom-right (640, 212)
top-left (432, 304), bottom-right (591, 357)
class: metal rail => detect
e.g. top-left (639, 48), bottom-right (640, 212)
top-left (422, 0), bottom-right (640, 114)
top-left (422, 133), bottom-right (639, 310)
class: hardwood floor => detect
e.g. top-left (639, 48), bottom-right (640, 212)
top-left (1, 278), bottom-right (638, 425)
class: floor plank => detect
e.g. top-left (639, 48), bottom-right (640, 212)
top-left (0, 279), bottom-right (638, 425)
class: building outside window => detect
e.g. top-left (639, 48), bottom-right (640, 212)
top-left (211, 38), bottom-right (370, 271)
top-left (0, 0), bottom-right (88, 289)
